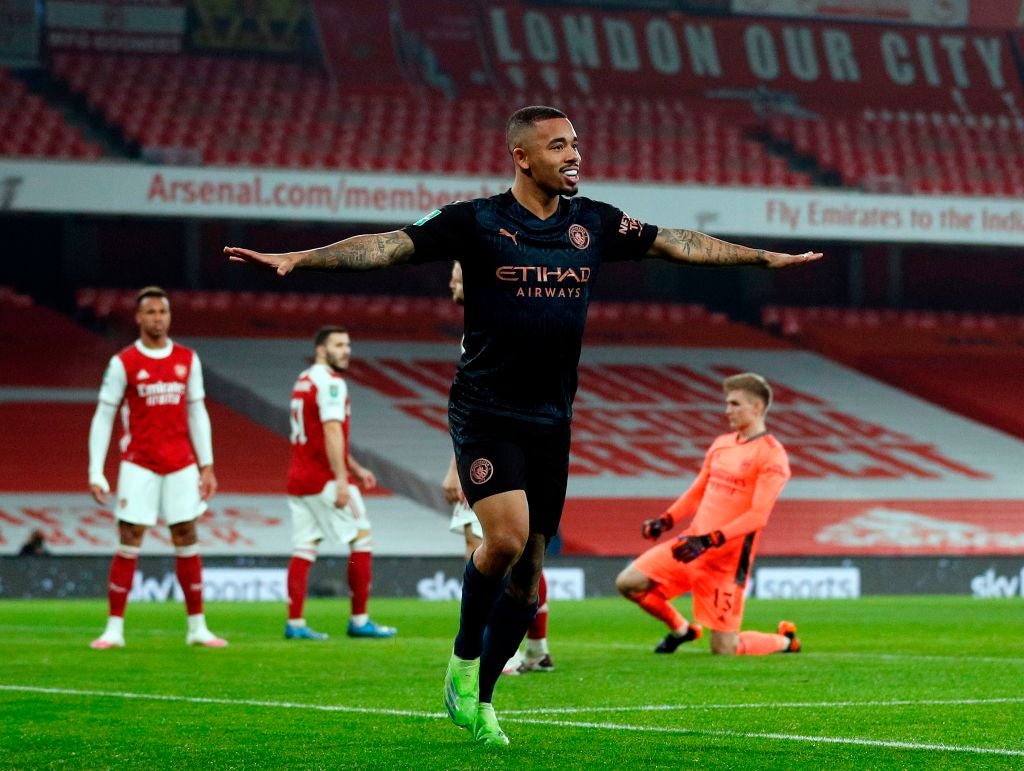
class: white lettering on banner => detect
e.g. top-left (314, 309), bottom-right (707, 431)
top-left (144, 172), bottom-right (502, 217)
top-left (128, 571), bottom-right (176, 603)
top-left (197, 568), bottom-right (287, 602)
top-left (563, 14), bottom-right (599, 68)
top-left (416, 568), bottom-right (584, 600)
top-left (543, 568), bottom-right (585, 600)
top-left (127, 569), bottom-right (287, 602)
top-left (970, 568), bottom-right (1024, 598)
top-left (486, 10), bottom-right (1007, 91)
top-left (823, 29), bottom-right (860, 81)
top-left (755, 567), bottom-right (861, 599)
top-left (416, 570), bottom-right (463, 600)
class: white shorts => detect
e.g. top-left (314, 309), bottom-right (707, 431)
top-left (449, 501), bottom-right (482, 540)
top-left (288, 482), bottom-right (370, 548)
top-left (115, 461), bottom-right (206, 527)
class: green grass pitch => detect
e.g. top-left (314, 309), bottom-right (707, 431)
top-left (2, 596), bottom-right (1022, 769)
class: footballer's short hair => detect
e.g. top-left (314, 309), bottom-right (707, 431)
top-left (136, 285), bottom-right (168, 306)
top-left (314, 325), bottom-right (348, 348)
top-left (723, 372), bottom-right (773, 412)
top-left (505, 105), bottom-right (568, 154)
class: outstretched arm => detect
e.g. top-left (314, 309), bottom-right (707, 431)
top-left (647, 227), bottom-right (822, 269)
top-left (224, 230), bottom-right (416, 276)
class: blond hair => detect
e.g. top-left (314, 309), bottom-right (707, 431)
top-left (722, 372), bottom-right (772, 412)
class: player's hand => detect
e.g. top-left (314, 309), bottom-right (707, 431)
top-left (672, 530), bottom-right (725, 562)
top-left (355, 468), bottom-right (377, 491)
top-left (198, 465), bottom-right (218, 501)
top-left (763, 251), bottom-right (823, 269)
top-left (89, 473), bottom-right (110, 505)
top-left (641, 514), bottom-right (674, 540)
top-left (442, 466), bottom-right (466, 504)
top-left (334, 482), bottom-right (351, 510)
top-left (223, 246), bottom-right (302, 277)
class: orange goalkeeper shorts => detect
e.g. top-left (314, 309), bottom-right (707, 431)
top-left (631, 538), bottom-right (751, 633)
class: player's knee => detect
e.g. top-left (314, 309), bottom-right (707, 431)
top-left (710, 632), bottom-right (738, 656)
top-left (615, 567), bottom-right (646, 598)
top-left (485, 530), bottom-right (527, 565)
top-left (169, 521), bottom-right (197, 546)
top-left (351, 531), bottom-right (373, 552)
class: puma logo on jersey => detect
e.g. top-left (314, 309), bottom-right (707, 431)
top-left (499, 228), bottom-right (519, 245)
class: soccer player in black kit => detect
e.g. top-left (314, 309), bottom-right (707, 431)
top-left (226, 105), bottom-right (822, 746)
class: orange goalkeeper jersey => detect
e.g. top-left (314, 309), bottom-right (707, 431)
top-left (666, 432), bottom-right (791, 542)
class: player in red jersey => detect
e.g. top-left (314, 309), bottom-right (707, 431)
top-left (87, 286), bottom-right (225, 649)
top-left (442, 262), bottom-right (553, 675)
top-left (617, 373), bottom-right (801, 656)
top-left (284, 326), bottom-right (396, 640)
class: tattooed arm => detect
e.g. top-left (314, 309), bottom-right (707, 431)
top-left (647, 227), bottom-right (822, 269)
top-left (224, 230), bottom-right (415, 276)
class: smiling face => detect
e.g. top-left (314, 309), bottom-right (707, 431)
top-left (512, 117), bottom-right (581, 198)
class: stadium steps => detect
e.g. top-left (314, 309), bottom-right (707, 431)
top-left (750, 123), bottom-right (848, 190)
top-left (12, 68), bottom-right (134, 160)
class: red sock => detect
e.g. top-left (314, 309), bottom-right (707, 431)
top-left (528, 571), bottom-right (549, 640)
top-left (631, 586), bottom-right (686, 631)
top-left (107, 551), bottom-right (137, 617)
top-left (737, 631), bottom-right (788, 655)
top-left (348, 550), bottom-right (372, 616)
top-left (287, 555), bottom-right (313, 621)
top-left (175, 553), bottom-right (204, 616)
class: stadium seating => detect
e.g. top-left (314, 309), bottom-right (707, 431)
top-left (0, 66), bottom-right (102, 160)
top-left (765, 111), bottom-right (1024, 196)
top-left (46, 52), bottom-right (813, 187)
top-left (75, 287), bottom-right (791, 346)
top-left (3, 50), bottom-right (1019, 196)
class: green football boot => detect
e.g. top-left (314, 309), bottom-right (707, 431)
top-left (473, 703), bottom-right (509, 746)
top-left (443, 653), bottom-right (480, 728)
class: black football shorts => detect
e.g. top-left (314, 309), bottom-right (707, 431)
top-left (450, 408), bottom-right (570, 538)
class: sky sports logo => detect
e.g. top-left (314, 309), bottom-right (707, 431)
top-left (754, 567), bottom-right (861, 599)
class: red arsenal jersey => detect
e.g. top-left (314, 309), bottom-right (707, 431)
top-left (287, 363), bottom-right (351, 496)
top-left (98, 341), bottom-right (204, 474)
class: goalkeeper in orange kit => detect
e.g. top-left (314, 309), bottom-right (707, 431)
top-left (616, 372), bottom-right (801, 656)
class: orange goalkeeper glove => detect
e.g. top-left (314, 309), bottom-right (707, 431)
top-left (641, 514), bottom-right (674, 540)
top-left (672, 530), bottom-right (725, 562)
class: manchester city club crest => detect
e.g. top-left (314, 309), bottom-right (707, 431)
top-left (568, 224), bottom-right (590, 250)
top-left (470, 458), bottom-right (494, 484)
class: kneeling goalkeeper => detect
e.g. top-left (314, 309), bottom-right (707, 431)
top-left (616, 372), bottom-right (801, 656)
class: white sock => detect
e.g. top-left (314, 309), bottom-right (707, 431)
top-left (288, 618), bottom-right (306, 628)
top-left (104, 616), bottom-right (125, 637)
top-left (187, 613), bottom-right (208, 634)
top-left (350, 613), bottom-right (368, 627)
top-left (525, 638), bottom-right (548, 657)
top-left (670, 622), bottom-right (689, 637)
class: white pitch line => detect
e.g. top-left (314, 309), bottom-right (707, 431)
top-left (2, 684), bottom-right (1021, 758)
top-left (501, 695), bottom-right (1024, 715)
top-left (0, 684), bottom-right (437, 719)
top-left (501, 716), bottom-right (1024, 758)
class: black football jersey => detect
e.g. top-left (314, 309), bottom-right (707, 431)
top-left (404, 190), bottom-right (657, 424)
